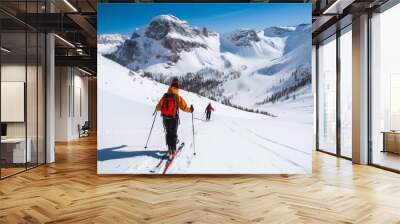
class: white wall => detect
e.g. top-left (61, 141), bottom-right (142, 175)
top-left (1, 65), bottom-right (26, 137)
top-left (55, 66), bottom-right (70, 141)
top-left (1, 63), bottom-right (46, 163)
top-left (55, 67), bottom-right (89, 141)
top-left (72, 73), bottom-right (89, 137)
top-left (1, 64), bottom-right (39, 138)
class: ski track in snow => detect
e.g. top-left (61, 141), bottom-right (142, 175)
top-left (97, 55), bottom-right (312, 174)
top-left (230, 120), bottom-right (309, 155)
top-left (217, 118), bottom-right (307, 173)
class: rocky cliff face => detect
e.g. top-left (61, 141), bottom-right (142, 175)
top-left (225, 29), bottom-right (260, 47)
top-left (162, 38), bottom-right (206, 53)
top-left (144, 15), bottom-right (199, 40)
top-left (105, 15), bottom-right (209, 67)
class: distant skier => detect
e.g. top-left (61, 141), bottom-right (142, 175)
top-left (156, 77), bottom-right (194, 159)
top-left (205, 102), bottom-right (214, 121)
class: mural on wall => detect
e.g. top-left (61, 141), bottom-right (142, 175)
top-left (97, 3), bottom-right (313, 174)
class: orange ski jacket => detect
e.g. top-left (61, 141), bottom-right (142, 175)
top-left (156, 87), bottom-right (191, 113)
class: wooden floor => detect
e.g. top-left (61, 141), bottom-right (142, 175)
top-left (0, 167), bottom-right (26, 178)
top-left (1, 135), bottom-right (400, 224)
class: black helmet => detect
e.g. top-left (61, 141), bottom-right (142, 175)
top-left (171, 77), bottom-right (179, 88)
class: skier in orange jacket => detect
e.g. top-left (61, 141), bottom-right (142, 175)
top-left (156, 77), bottom-right (193, 159)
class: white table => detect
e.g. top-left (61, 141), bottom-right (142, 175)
top-left (1, 138), bottom-right (31, 163)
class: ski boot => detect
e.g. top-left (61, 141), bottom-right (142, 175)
top-left (169, 150), bottom-right (177, 161)
top-left (167, 144), bottom-right (177, 161)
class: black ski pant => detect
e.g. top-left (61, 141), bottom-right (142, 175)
top-left (206, 111), bottom-right (211, 120)
top-left (163, 117), bottom-right (178, 151)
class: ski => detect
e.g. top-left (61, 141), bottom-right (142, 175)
top-left (149, 152), bottom-right (169, 173)
top-left (150, 142), bottom-right (184, 173)
top-left (162, 142), bottom-right (185, 174)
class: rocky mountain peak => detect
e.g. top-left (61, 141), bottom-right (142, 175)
top-left (226, 29), bottom-right (260, 47)
top-left (145, 14), bottom-right (199, 40)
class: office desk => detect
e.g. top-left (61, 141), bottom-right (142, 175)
top-left (1, 138), bottom-right (31, 163)
top-left (382, 131), bottom-right (400, 154)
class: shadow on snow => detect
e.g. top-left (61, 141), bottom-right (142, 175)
top-left (98, 145), bottom-right (166, 161)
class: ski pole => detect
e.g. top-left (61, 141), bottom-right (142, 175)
top-left (144, 110), bottom-right (157, 149)
top-left (192, 111), bottom-right (196, 155)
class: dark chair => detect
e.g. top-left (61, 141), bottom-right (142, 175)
top-left (79, 121), bottom-right (90, 138)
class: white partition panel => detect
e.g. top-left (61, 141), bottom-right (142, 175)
top-left (1, 82), bottom-right (25, 122)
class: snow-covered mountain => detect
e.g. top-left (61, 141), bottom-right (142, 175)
top-left (263, 26), bottom-right (295, 37)
top-left (99, 14), bottom-right (311, 111)
top-left (220, 29), bottom-right (283, 58)
top-left (104, 15), bottom-right (221, 74)
top-left (97, 34), bottom-right (128, 54)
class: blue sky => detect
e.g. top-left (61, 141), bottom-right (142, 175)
top-left (98, 3), bottom-right (311, 35)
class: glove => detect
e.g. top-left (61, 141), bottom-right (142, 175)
top-left (190, 105), bottom-right (194, 113)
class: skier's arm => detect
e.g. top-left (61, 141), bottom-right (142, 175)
top-left (178, 96), bottom-right (191, 113)
top-left (156, 98), bottom-right (164, 111)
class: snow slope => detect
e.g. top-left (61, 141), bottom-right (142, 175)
top-left (97, 55), bottom-right (312, 174)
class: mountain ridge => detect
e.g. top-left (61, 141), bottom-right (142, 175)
top-left (98, 14), bottom-right (311, 110)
